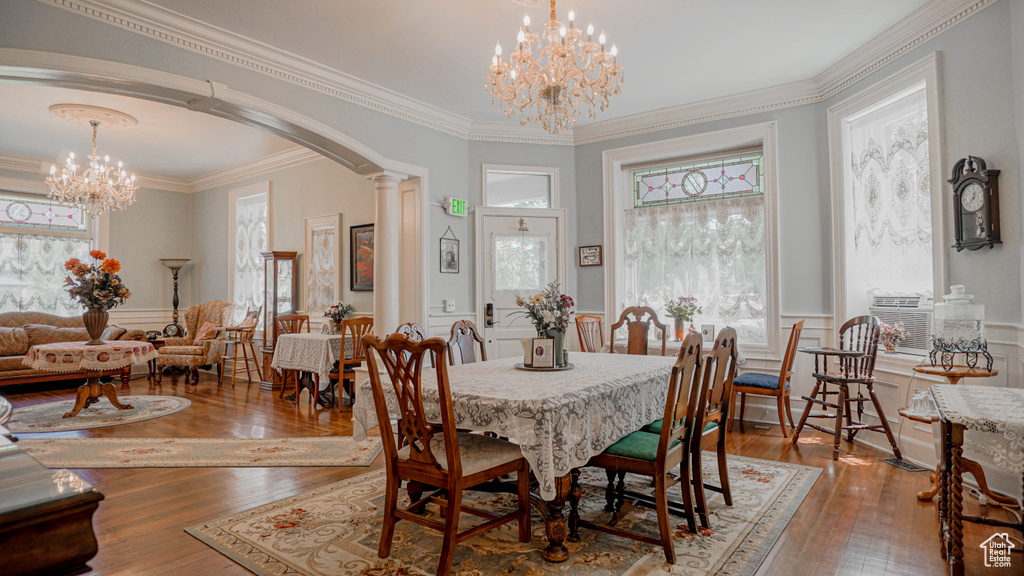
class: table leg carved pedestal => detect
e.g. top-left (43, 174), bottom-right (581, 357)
top-left (64, 369), bottom-right (134, 418)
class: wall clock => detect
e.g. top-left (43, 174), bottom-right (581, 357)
top-left (948, 155), bottom-right (1000, 252)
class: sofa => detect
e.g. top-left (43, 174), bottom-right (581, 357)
top-left (0, 311), bottom-right (146, 387)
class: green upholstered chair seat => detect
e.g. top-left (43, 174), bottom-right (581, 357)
top-left (602, 431), bottom-right (680, 461)
top-left (642, 419), bottom-right (719, 435)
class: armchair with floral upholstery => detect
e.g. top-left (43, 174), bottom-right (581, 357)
top-left (155, 300), bottom-right (234, 383)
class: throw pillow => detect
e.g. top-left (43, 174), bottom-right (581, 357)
top-left (192, 320), bottom-right (221, 345)
top-left (101, 325), bottom-right (128, 341)
top-left (0, 327), bottom-right (29, 356)
top-left (25, 324), bottom-right (90, 346)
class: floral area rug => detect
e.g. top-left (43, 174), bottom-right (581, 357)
top-left (187, 454), bottom-right (820, 576)
top-left (18, 436), bottom-right (382, 468)
top-left (5, 395), bottom-right (190, 433)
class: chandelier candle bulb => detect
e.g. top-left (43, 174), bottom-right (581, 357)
top-left (587, 23), bottom-right (593, 41)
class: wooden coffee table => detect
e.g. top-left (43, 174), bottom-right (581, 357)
top-left (23, 341), bottom-right (158, 418)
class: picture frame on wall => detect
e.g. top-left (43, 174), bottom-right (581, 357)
top-left (578, 245), bottom-right (603, 267)
top-left (440, 238), bottom-right (459, 274)
top-left (701, 324), bottom-right (716, 340)
top-left (350, 223), bottom-right (374, 292)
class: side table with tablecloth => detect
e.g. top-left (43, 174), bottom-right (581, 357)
top-left (271, 333), bottom-right (354, 404)
top-left (23, 340), bottom-right (157, 418)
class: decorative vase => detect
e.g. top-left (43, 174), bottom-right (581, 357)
top-left (881, 335), bottom-right (900, 353)
top-left (83, 307), bottom-right (109, 345)
top-left (333, 319), bottom-right (343, 334)
top-left (543, 328), bottom-right (566, 367)
top-left (673, 317), bottom-right (684, 342)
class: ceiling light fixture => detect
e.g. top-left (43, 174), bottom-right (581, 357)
top-left (46, 104), bottom-right (138, 219)
top-left (486, 0), bottom-right (623, 134)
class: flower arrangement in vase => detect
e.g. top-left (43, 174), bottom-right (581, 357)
top-left (880, 322), bottom-right (909, 353)
top-left (664, 296), bottom-right (701, 341)
top-left (515, 281), bottom-right (575, 366)
top-left (324, 302), bottom-right (355, 334)
top-left (64, 250), bottom-right (132, 345)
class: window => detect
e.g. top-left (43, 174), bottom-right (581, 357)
top-left (483, 165), bottom-right (558, 208)
top-left (603, 122), bottom-right (780, 355)
top-left (0, 192), bottom-right (92, 314)
top-left (228, 182), bottom-right (270, 325)
top-left (829, 55), bottom-right (943, 326)
top-left (626, 151), bottom-right (768, 345)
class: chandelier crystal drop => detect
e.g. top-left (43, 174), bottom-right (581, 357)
top-left (486, 0), bottom-right (624, 134)
top-left (46, 119), bottom-right (138, 219)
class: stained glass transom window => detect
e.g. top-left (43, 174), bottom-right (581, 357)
top-left (0, 193), bottom-right (87, 231)
top-left (633, 154), bottom-right (763, 208)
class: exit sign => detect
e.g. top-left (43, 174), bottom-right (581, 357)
top-left (446, 197), bottom-right (468, 217)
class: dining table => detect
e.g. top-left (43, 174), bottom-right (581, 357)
top-left (270, 332), bottom-right (354, 402)
top-left (351, 351), bottom-right (678, 562)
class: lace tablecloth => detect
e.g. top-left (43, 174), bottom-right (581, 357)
top-left (23, 341), bottom-right (157, 372)
top-left (271, 333), bottom-right (354, 383)
top-left (352, 352), bottom-right (677, 500)
top-left (930, 384), bottom-right (1024, 474)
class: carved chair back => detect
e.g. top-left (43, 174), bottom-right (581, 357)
top-left (363, 333), bottom-right (460, 475)
top-left (695, 327), bottom-right (739, 435)
top-left (609, 306), bottom-right (667, 356)
top-left (341, 317), bottom-right (374, 363)
top-left (275, 314), bottom-right (309, 336)
top-left (447, 320), bottom-right (486, 365)
top-left (837, 315), bottom-right (881, 381)
top-left (575, 315), bottom-right (604, 353)
top-left (659, 332), bottom-right (705, 465)
top-left (396, 322), bottom-right (433, 367)
top-left (776, 320), bottom-right (805, 388)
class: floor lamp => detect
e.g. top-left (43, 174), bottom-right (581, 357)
top-left (159, 258), bottom-right (190, 337)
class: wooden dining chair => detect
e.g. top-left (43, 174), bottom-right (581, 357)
top-left (609, 306), bottom-right (667, 356)
top-left (396, 322), bottom-right (432, 367)
top-left (275, 314), bottom-right (309, 399)
top-left (363, 333), bottom-right (531, 576)
top-left (689, 327), bottom-right (738, 527)
top-left (447, 319), bottom-right (486, 365)
top-left (728, 321), bottom-right (804, 437)
top-left (569, 332), bottom-right (704, 562)
top-left (331, 317), bottom-right (373, 408)
top-left (575, 315), bottom-right (604, 353)
top-left (792, 315), bottom-right (899, 460)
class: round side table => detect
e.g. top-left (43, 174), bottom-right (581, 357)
top-left (907, 364), bottom-right (1017, 507)
top-left (24, 340), bottom-right (158, 418)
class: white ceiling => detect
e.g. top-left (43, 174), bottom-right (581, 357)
top-left (146, 0), bottom-right (932, 124)
top-left (0, 84), bottom-right (297, 180)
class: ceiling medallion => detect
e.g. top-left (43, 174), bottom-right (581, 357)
top-left (45, 104), bottom-right (138, 219)
top-left (487, 0), bottom-right (623, 134)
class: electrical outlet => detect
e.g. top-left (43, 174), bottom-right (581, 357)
top-left (443, 299), bottom-right (455, 312)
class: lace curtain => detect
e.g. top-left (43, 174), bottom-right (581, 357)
top-left (844, 86), bottom-right (932, 303)
top-left (623, 195), bottom-right (767, 344)
top-left (306, 226), bottom-right (335, 315)
top-left (232, 192), bottom-right (268, 324)
top-left (0, 233), bottom-right (91, 314)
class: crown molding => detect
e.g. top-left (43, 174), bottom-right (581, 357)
top-left (41, 0), bottom-right (474, 139)
top-left (189, 146), bottom-right (322, 192)
top-left (35, 0), bottom-right (997, 147)
top-left (0, 176), bottom-right (49, 194)
top-left (0, 152), bottom-right (191, 193)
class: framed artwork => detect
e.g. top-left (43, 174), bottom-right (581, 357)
top-left (350, 223), bottom-right (374, 292)
top-left (531, 338), bottom-right (555, 368)
top-left (578, 245), bottom-right (603, 267)
top-left (701, 324), bottom-right (716, 340)
top-left (440, 238), bottom-right (459, 274)
top-left (304, 214), bottom-right (342, 316)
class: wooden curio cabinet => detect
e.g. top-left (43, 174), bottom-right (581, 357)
top-left (261, 251), bottom-right (297, 351)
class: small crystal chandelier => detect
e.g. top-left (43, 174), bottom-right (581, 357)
top-left (46, 105), bottom-right (138, 219)
top-left (486, 0), bottom-right (624, 134)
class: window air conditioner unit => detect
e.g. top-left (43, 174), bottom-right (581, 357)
top-left (869, 295), bottom-right (932, 355)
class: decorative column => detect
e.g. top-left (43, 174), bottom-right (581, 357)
top-left (369, 171), bottom-right (403, 335)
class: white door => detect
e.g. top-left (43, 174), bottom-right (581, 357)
top-left (476, 208), bottom-right (567, 359)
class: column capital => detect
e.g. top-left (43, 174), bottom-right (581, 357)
top-left (366, 170), bottom-right (408, 185)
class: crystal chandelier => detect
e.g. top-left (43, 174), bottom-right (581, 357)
top-left (46, 107), bottom-right (138, 219)
top-left (486, 0), bottom-right (624, 134)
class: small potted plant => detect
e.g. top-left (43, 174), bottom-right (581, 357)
top-left (64, 250), bottom-right (132, 345)
top-left (880, 322), bottom-right (909, 353)
top-left (324, 302), bottom-right (355, 334)
top-left (664, 296), bottom-right (701, 341)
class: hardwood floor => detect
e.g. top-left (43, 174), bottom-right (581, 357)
top-left (2, 371), bottom-right (1017, 576)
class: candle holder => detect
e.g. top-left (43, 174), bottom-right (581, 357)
top-left (159, 258), bottom-right (190, 338)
